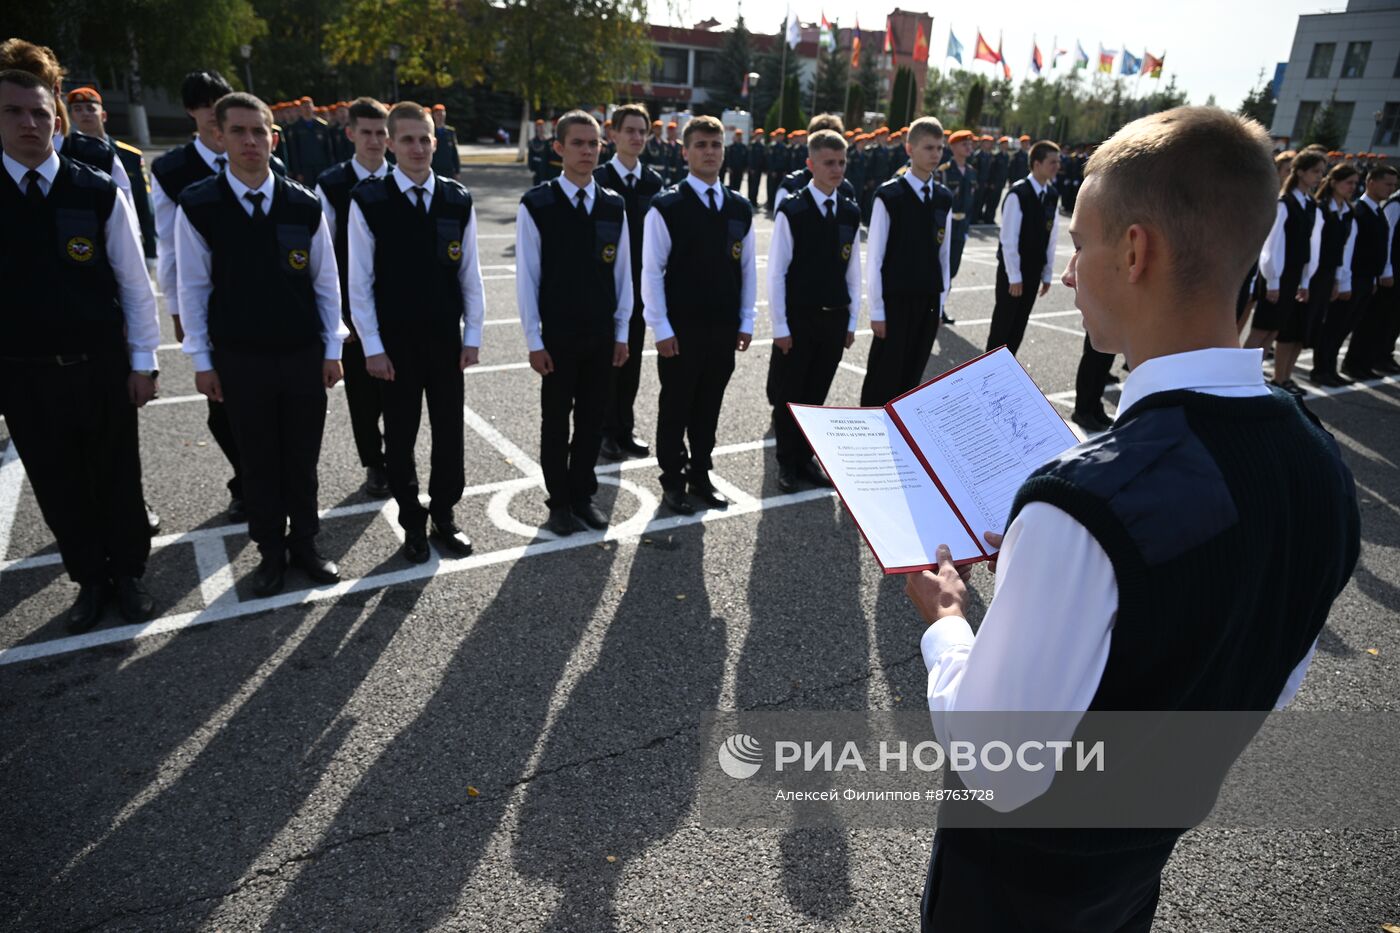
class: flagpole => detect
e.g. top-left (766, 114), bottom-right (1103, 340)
top-left (812, 38), bottom-right (821, 116)
top-left (779, 11), bottom-right (790, 130)
top-left (842, 34), bottom-right (852, 123)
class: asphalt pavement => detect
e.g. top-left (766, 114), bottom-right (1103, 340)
top-left (1, 163), bottom-right (1397, 932)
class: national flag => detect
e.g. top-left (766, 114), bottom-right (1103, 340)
top-left (946, 29), bottom-right (964, 65)
top-left (1120, 49), bottom-right (1142, 76)
top-left (1143, 51), bottom-right (1165, 78)
top-left (1098, 44), bottom-right (1117, 73)
top-left (1052, 36), bottom-right (1067, 68)
top-left (1073, 39), bottom-right (1089, 70)
top-left (741, 72), bottom-right (749, 96)
top-left (851, 19), bottom-right (862, 67)
top-left (884, 16), bottom-right (894, 55)
top-left (913, 20), bottom-right (929, 63)
top-left (820, 13), bottom-right (837, 52)
top-left (974, 30), bottom-right (999, 65)
top-left (999, 33), bottom-right (1011, 79)
top-left (786, 9), bottom-right (802, 49)
top-left (1029, 39), bottom-right (1043, 75)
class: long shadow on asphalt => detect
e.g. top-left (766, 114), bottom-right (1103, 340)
top-left (510, 521), bottom-right (724, 930)
top-left (258, 536), bottom-right (620, 930)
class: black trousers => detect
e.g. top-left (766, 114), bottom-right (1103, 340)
top-left (1074, 334), bottom-right (1116, 417)
top-left (769, 307), bottom-right (848, 467)
top-left (0, 350), bottom-right (149, 584)
top-left (746, 169), bottom-right (762, 205)
top-left (986, 262), bottom-right (1044, 355)
top-left (603, 295), bottom-right (646, 443)
top-left (1347, 282), bottom-right (1399, 370)
top-left (217, 345), bottom-right (327, 559)
top-left (340, 334), bottom-right (385, 470)
top-left (860, 294), bottom-right (941, 406)
top-left (1313, 276), bottom-right (1372, 376)
top-left (206, 397), bottom-right (242, 497)
top-left (728, 165), bottom-right (745, 190)
top-left (766, 173), bottom-right (783, 211)
top-left (380, 336), bottom-right (464, 532)
top-left (978, 185), bottom-right (1001, 223)
top-left (541, 332), bottom-right (612, 510)
top-left (656, 323), bottom-right (738, 490)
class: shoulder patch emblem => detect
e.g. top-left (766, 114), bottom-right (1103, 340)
top-left (66, 236), bottom-right (96, 262)
top-left (288, 248), bottom-right (309, 271)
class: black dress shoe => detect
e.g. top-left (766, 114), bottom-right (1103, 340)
top-left (618, 434), bottom-right (650, 457)
top-left (112, 576), bottom-right (155, 623)
top-left (289, 546), bottom-right (340, 585)
top-left (776, 466), bottom-right (801, 493)
top-left (941, 312), bottom-right (956, 325)
top-left (1340, 363), bottom-right (1376, 381)
top-left (571, 500), bottom-right (609, 530)
top-left (687, 477), bottom-right (730, 509)
top-left (1306, 369), bottom-right (1345, 388)
top-left (661, 488), bottom-right (695, 515)
top-left (250, 556), bottom-right (286, 597)
top-left (431, 520), bottom-right (474, 555)
top-left (65, 582), bottom-right (109, 633)
top-left (227, 496), bottom-right (246, 522)
top-left (145, 502), bottom-right (161, 536)
top-left (599, 437), bottom-right (627, 462)
top-left (402, 528), bottom-right (431, 564)
top-left (798, 459), bottom-right (834, 488)
top-left (545, 507), bottom-right (584, 535)
top-left (1070, 410), bottom-right (1114, 433)
top-left (363, 465), bottom-right (390, 498)
top-left (1376, 358), bottom-right (1400, 375)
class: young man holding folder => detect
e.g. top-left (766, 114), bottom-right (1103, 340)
top-left (905, 108), bottom-right (1359, 932)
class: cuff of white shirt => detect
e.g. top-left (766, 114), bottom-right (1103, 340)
top-left (192, 351), bottom-right (214, 373)
top-left (920, 616), bottom-right (975, 672)
top-left (361, 334), bottom-right (386, 357)
top-left (464, 326), bottom-right (483, 349)
top-left (1006, 272), bottom-right (1023, 286)
top-left (1265, 276), bottom-right (1280, 291)
top-left (130, 350), bottom-right (156, 372)
top-left (771, 316), bottom-right (791, 340)
top-left (613, 320), bottom-right (629, 344)
top-left (1042, 273), bottom-right (1053, 286)
top-left (739, 308), bottom-right (756, 335)
top-left (1336, 273), bottom-right (1352, 293)
top-left (869, 303), bottom-right (885, 323)
top-left (323, 340), bottom-right (344, 361)
top-left (524, 327), bottom-right (545, 353)
top-left (651, 318), bottom-right (675, 342)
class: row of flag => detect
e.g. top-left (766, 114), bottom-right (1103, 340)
top-left (783, 10), bottom-right (1165, 83)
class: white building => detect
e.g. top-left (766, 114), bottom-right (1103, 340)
top-left (1271, 0), bottom-right (1400, 153)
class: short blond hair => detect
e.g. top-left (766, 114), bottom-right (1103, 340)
top-left (807, 129), bottom-right (847, 154)
top-left (808, 113), bottom-right (844, 134)
top-left (907, 117), bottom-right (944, 146)
top-left (682, 115), bottom-right (724, 146)
top-left (387, 100), bottom-right (431, 137)
top-left (1083, 106), bottom-right (1275, 299)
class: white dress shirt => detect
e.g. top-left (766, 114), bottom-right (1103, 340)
top-left (152, 136), bottom-right (225, 317)
top-left (175, 170), bottom-right (347, 372)
top-left (1382, 197), bottom-right (1400, 281)
top-left (864, 171), bottom-right (953, 321)
top-left (1326, 199), bottom-right (1358, 294)
top-left (315, 155), bottom-right (386, 235)
top-left (4, 151), bottom-right (160, 371)
top-left (767, 181), bottom-right (862, 338)
top-left (922, 348), bottom-right (1313, 809)
top-left (998, 175), bottom-right (1059, 286)
top-left (345, 167), bottom-right (487, 356)
top-left (515, 177), bottom-right (633, 353)
top-left (607, 154), bottom-right (642, 188)
top-left (58, 132), bottom-right (141, 243)
top-left (1258, 189), bottom-right (1323, 291)
top-left (641, 173), bottom-right (758, 341)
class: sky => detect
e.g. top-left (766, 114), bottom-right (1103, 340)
top-left (652, 0), bottom-right (1341, 113)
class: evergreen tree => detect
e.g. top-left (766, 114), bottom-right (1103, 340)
top-left (856, 48), bottom-right (881, 110)
top-left (813, 42), bottom-right (849, 114)
top-left (765, 74), bottom-right (807, 131)
top-left (1305, 97), bottom-right (1344, 150)
top-left (964, 79), bottom-right (985, 129)
top-left (708, 15), bottom-right (754, 113)
top-left (844, 83), bottom-right (866, 130)
top-left (888, 66), bottom-right (914, 126)
top-left (1238, 69), bottom-right (1277, 129)
top-left (752, 19), bottom-right (802, 127)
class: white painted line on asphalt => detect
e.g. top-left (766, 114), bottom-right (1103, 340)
top-left (192, 537), bottom-right (238, 609)
top-left (0, 442), bottom-right (24, 562)
top-left (463, 402), bottom-right (542, 476)
top-left (838, 361), bottom-right (868, 377)
top-left (1026, 318), bottom-right (1086, 339)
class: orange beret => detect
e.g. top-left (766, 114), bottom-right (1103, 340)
top-left (999, 136), bottom-right (1011, 143)
top-left (535, 119), bottom-right (544, 125)
top-left (981, 135), bottom-right (994, 141)
top-left (754, 128), bottom-right (766, 136)
top-left (652, 119), bottom-right (662, 126)
top-left (432, 103), bottom-right (446, 111)
top-left (773, 127), bottom-right (786, 135)
top-left (67, 86), bottom-right (102, 105)
top-left (299, 96), bottom-right (312, 104)
top-left (667, 121), bottom-right (678, 128)
top-left (843, 130), bottom-right (855, 138)
top-left (734, 129), bottom-right (743, 136)
top-left (1018, 134), bottom-right (1031, 142)
top-left (947, 130), bottom-right (974, 143)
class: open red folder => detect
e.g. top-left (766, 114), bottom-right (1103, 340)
top-left (789, 347), bottom-right (1080, 574)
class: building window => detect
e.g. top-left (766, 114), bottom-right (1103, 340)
top-left (1341, 41), bottom-right (1370, 78)
top-left (1307, 43), bottom-right (1335, 79)
top-left (1331, 101), bottom-right (1355, 138)
top-left (694, 51), bottom-right (719, 87)
top-left (1293, 100), bottom-right (1319, 140)
top-left (1375, 102), bottom-right (1400, 147)
top-left (653, 48), bottom-right (688, 85)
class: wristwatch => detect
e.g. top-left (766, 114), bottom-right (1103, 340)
top-left (133, 369), bottom-right (159, 379)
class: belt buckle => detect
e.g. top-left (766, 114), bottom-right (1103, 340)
top-left (55, 354), bottom-right (82, 366)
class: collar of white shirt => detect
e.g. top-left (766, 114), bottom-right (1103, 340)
top-left (684, 173), bottom-right (723, 207)
top-left (556, 175), bottom-right (595, 208)
top-left (1327, 197), bottom-right (1350, 215)
top-left (3, 150), bottom-right (59, 192)
top-left (1291, 188), bottom-right (1309, 207)
top-left (901, 170), bottom-right (934, 197)
top-left (1028, 175), bottom-right (1048, 197)
top-left (805, 180), bottom-right (839, 211)
top-left (392, 166), bottom-right (436, 198)
top-left (351, 156), bottom-right (385, 181)
top-left (193, 136), bottom-right (226, 172)
top-left (1361, 193), bottom-right (1379, 212)
top-left (1115, 347), bottom-right (1269, 418)
top-left (608, 155), bottom-right (640, 183)
top-left (225, 169), bottom-right (276, 214)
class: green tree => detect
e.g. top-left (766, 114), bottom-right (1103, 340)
top-left (752, 19), bottom-right (802, 127)
top-left (1238, 68), bottom-right (1276, 129)
top-left (765, 74), bottom-right (807, 132)
top-left (888, 66), bottom-right (914, 127)
top-left (964, 79), bottom-right (985, 129)
top-left (856, 47), bottom-right (881, 109)
top-left (1305, 96), bottom-right (1344, 149)
top-left (813, 42), bottom-right (849, 115)
top-left (707, 15), bottom-right (754, 113)
top-left (844, 82), bottom-right (865, 130)
top-left (325, 0), bottom-right (493, 92)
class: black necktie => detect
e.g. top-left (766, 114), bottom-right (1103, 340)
top-left (23, 170), bottom-right (44, 205)
top-left (706, 187), bottom-right (718, 211)
top-left (214, 156), bottom-right (227, 173)
top-left (413, 185), bottom-right (427, 214)
top-left (1042, 188), bottom-right (1053, 211)
top-left (244, 191), bottom-right (265, 220)
top-left (626, 174), bottom-right (635, 190)
top-left (824, 197), bottom-right (835, 220)
top-left (921, 182), bottom-right (931, 203)
top-left (575, 188), bottom-right (588, 218)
